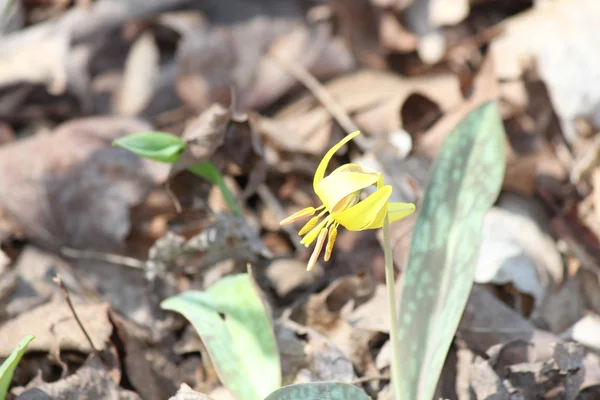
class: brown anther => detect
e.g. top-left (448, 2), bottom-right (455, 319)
top-left (306, 228), bottom-right (328, 271)
top-left (324, 225), bottom-right (338, 261)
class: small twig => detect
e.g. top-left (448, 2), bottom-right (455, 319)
top-left (53, 274), bottom-right (101, 360)
top-left (270, 54), bottom-right (369, 151)
top-left (351, 374), bottom-right (391, 385)
top-left (61, 247), bottom-right (145, 270)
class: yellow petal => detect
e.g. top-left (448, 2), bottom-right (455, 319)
top-left (362, 202), bottom-right (388, 229)
top-left (333, 185), bottom-right (392, 231)
top-left (330, 163), bottom-right (374, 175)
top-left (313, 131), bottom-right (361, 188)
top-left (315, 171), bottom-right (378, 212)
top-left (388, 202), bottom-right (416, 222)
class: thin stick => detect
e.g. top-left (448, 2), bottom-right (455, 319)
top-left (383, 213), bottom-right (402, 400)
top-left (270, 54), bottom-right (369, 151)
top-left (53, 274), bottom-right (101, 359)
top-left (61, 247), bottom-right (145, 270)
top-left (351, 374), bottom-right (391, 385)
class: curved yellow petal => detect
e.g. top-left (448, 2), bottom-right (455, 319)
top-left (330, 163), bottom-right (375, 175)
top-left (313, 131), bottom-right (361, 188)
top-left (333, 185), bottom-right (392, 231)
top-left (362, 202), bottom-right (388, 229)
top-left (315, 171), bottom-right (378, 212)
top-left (388, 202), bottom-right (416, 222)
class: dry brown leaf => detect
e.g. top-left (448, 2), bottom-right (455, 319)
top-left (112, 313), bottom-right (178, 400)
top-left (300, 275), bottom-right (379, 377)
top-left (242, 24), bottom-right (355, 110)
top-left (258, 69), bottom-right (461, 155)
top-left (115, 32), bottom-right (160, 116)
top-left (490, 0), bottom-right (600, 142)
top-left (176, 3), bottom-right (303, 112)
top-left (170, 103), bottom-right (230, 176)
top-left (415, 51), bottom-right (499, 158)
top-left (0, 301), bottom-right (112, 356)
top-left (169, 384), bottom-right (214, 400)
top-left (265, 258), bottom-right (319, 298)
top-left (0, 28), bottom-right (70, 94)
top-left (2, 247), bottom-right (66, 321)
top-left (458, 285), bottom-right (558, 369)
top-left (379, 10), bottom-right (418, 53)
top-left (0, 117), bottom-right (169, 251)
top-left (14, 355), bottom-right (141, 400)
top-left (330, 0), bottom-right (386, 69)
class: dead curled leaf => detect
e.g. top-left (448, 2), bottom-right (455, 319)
top-left (0, 117), bottom-right (169, 251)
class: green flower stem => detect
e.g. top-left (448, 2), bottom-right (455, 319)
top-left (187, 162), bottom-right (242, 217)
top-left (383, 213), bottom-right (402, 400)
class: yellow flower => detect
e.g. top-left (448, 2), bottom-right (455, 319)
top-left (280, 131), bottom-right (416, 271)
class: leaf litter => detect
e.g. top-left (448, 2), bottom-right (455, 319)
top-left (2, 0), bottom-right (600, 398)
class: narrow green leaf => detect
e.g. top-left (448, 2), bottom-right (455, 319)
top-left (396, 101), bottom-right (506, 400)
top-left (0, 334), bottom-right (35, 398)
top-left (264, 382), bottom-right (372, 400)
top-left (113, 131), bottom-right (186, 163)
top-left (161, 274), bottom-right (281, 400)
top-left (188, 162), bottom-right (242, 216)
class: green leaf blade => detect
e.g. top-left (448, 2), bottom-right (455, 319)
top-left (113, 131), bottom-right (186, 163)
top-left (396, 101), bottom-right (506, 400)
top-left (0, 334), bottom-right (35, 398)
top-left (264, 382), bottom-right (372, 400)
top-left (161, 274), bottom-right (281, 400)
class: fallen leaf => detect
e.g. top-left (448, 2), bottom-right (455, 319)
top-left (490, 0), bottom-right (600, 142)
top-left (265, 258), bottom-right (319, 299)
top-left (0, 301), bottom-right (112, 356)
top-left (169, 384), bottom-right (214, 400)
top-left (170, 103), bottom-right (230, 176)
top-left (258, 69), bottom-right (461, 155)
top-left (14, 355), bottom-right (141, 400)
top-left (330, 0), bottom-right (386, 68)
top-left (474, 193), bottom-right (564, 308)
top-left (115, 32), bottom-right (160, 116)
top-left (560, 313), bottom-right (600, 352)
top-left (458, 285), bottom-right (558, 368)
top-left (0, 117), bottom-right (169, 251)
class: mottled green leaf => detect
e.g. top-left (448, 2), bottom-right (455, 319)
top-left (113, 131), bottom-right (186, 163)
top-left (264, 382), bottom-right (372, 400)
top-left (161, 274), bottom-right (281, 400)
top-left (0, 334), bottom-right (35, 398)
top-left (396, 101), bottom-right (506, 400)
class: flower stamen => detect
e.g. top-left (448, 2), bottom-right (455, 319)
top-left (324, 224), bottom-right (338, 262)
top-left (306, 227), bottom-right (328, 271)
top-left (280, 206), bottom-right (322, 226)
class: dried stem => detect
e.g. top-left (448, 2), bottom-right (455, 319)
top-left (351, 374), bottom-right (391, 385)
top-left (53, 274), bottom-right (102, 360)
top-left (61, 247), bottom-right (145, 269)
